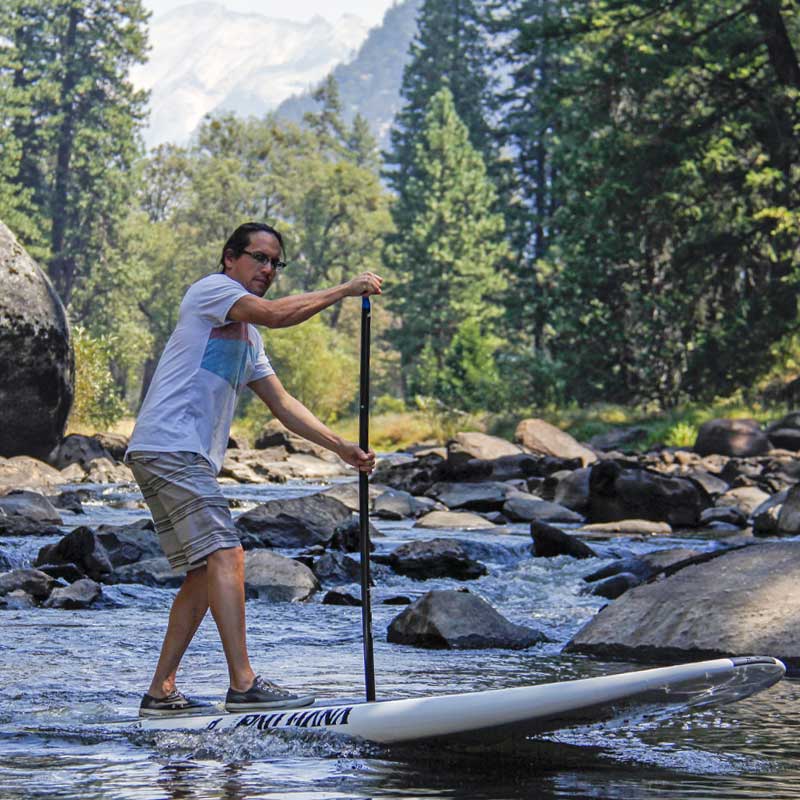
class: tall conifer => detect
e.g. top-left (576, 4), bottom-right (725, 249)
top-left (385, 87), bottom-right (507, 400)
top-left (385, 0), bottom-right (496, 199)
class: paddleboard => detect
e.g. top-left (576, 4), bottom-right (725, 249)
top-left (114, 656), bottom-right (784, 747)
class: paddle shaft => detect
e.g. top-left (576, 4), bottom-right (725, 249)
top-left (358, 296), bottom-right (376, 702)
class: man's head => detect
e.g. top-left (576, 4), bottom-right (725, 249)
top-left (220, 222), bottom-right (286, 297)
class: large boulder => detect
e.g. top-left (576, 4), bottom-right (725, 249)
top-left (566, 542), bottom-right (800, 672)
top-left (244, 550), bottom-right (319, 601)
top-left (0, 567), bottom-right (60, 600)
top-left (0, 490), bottom-right (62, 524)
top-left (0, 456), bottom-right (66, 491)
top-left (588, 460), bottom-right (710, 526)
top-left (693, 418), bottom-right (770, 458)
top-left (236, 494), bottom-right (352, 548)
top-left (514, 419), bottom-right (597, 466)
top-left (34, 526), bottom-right (114, 581)
top-left (0, 221), bottom-right (73, 460)
top-left (387, 538), bottom-right (488, 581)
top-left (387, 589), bottom-right (549, 649)
top-left (48, 434), bottom-right (113, 470)
top-left (503, 493), bottom-right (584, 524)
top-left (95, 518), bottom-right (162, 566)
top-left (446, 432), bottom-right (522, 468)
top-left (427, 481), bottom-right (511, 512)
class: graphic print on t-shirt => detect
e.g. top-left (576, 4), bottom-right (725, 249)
top-left (200, 321), bottom-right (252, 389)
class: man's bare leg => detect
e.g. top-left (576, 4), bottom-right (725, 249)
top-left (206, 546), bottom-right (256, 692)
top-left (147, 565), bottom-right (209, 698)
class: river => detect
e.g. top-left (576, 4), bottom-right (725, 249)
top-left (0, 478), bottom-right (797, 799)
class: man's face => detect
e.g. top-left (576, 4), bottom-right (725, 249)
top-left (224, 231), bottom-right (282, 296)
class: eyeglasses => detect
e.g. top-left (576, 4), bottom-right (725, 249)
top-left (242, 250), bottom-right (286, 271)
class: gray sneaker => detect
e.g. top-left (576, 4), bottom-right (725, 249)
top-left (139, 689), bottom-right (211, 717)
top-left (225, 676), bottom-right (315, 712)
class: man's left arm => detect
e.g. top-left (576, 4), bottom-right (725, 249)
top-left (248, 375), bottom-right (375, 473)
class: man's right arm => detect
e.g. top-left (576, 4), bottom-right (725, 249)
top-left (228, 272), bottom-right (382, 328)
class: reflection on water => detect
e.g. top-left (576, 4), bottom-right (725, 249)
top-left (0, 478), bottom-right (797, 799)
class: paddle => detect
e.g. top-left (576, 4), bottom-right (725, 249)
top-left (358, 295), bottom-right (376, 702)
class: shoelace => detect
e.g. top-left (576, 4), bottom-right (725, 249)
top-left (252, 676), bottom-right (293, 698)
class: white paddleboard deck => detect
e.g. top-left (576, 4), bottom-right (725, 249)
top-left (113, 656), bottom-right (784, 746)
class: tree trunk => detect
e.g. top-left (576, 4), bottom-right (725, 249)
top-left (49, 3), bottom-right (81, 303)
top-left (752, 0), bottom-right (800, 89)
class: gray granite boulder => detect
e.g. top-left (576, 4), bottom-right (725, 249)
top-left (716, 486), bottom-right (770, 517)
top-left (530, 521), bottom-right (597, 559)
top-left (387, 589), bottom-right (549, 649)
top-left (588, 460), bottom-right (710, 526)
top-left (446, 432), bottom-right (522, 468)
top-left (114, 557), bottom-right (181, 587)
top-left (312, 552), bottom-right (362, 585)
top-left (503, 493), bottom-right (584, 524)
top-left (515, 419), bottom-right (597, 466)
top-left (236, 494), bottom-right (352, 548)
top-left (413, 510), bottom-right (496, 530)
top-left (0, 220), bottom-right (72, 460)
top-left (244, 550), bottom-right (319, 601)
top-left (694, 418), bottom-right (770, 458)
top-left (44, 578), bottom-right (103, 609)
top-left (0, 490), bottom-right (62, 524)
top-left (49, 434), bottom-right (113, 469)
top-left (387, 538), bottom-right (488, 581)
top-left (35, 527), bottom-right (113, 581)
top-left (566, 542), bottom-right (800, 672)
top-left (0, 568), bottom-right (60, 601)
top-left (427, 481), bottom-right (511, 512)
top-left (96, 518), bottom-right (162, 567)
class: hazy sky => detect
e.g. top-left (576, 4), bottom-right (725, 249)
top-left (143, 0), bottom-right (398, 28)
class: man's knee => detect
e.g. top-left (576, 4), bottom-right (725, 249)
top-left (207, 545), bottom-right (244, 573)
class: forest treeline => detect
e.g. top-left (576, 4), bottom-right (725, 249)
top-left (1, 0), bottom-right (798, 428)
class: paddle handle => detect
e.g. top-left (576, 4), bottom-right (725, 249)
top-left (359, 295), bottom-right (376, 702)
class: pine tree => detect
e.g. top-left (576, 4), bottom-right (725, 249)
top-left (385, 0), bottom-right (496, 200)
top-left (385, 87), bottom-right (508, 399)
top-left (0, 0), bottom-right (149, 308)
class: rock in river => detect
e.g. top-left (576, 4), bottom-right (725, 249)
top-left (566, 541), bottom-right (800, 673)
top-left (0, 220), bottom-right (72, 460)
top-left (531, 521), bottom-right (597, 559)
top-left (387, 538), bottom-right (488, 581)
top-left (236, 493), bottom-right (352, 548)
top-left (387, 589), bottom-right (549, 649)
top-left (413, 510), bottom-right (496, 530)
top-left (588, 460), bottom-right (710, 526)
top-left (244, 550), bottom-right (319, 602)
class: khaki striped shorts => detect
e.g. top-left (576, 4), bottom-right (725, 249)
top-left (127, 451), bottom-right (241, 573)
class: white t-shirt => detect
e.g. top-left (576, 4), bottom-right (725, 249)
top-left (127, 273), bottom-right (274, 473)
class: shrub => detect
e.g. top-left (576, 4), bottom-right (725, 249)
top-left (70, 325), bottom-right (127, 430)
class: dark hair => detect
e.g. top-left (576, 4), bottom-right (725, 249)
top-left (219, 222), bottom-right (285, 272)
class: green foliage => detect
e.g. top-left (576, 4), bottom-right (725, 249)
top-left (0, 0), bottom-right (150, 307)
top-left (385, 87), bottom-right (508, 402)
top-left (663, 422), bottom-right (699, 449)
top-left (514, 0), bottom-right (800, 409)
top-left (70, 325), bottom-right (126, 430)
top-left (385, 0), bottom-right (497, 200)
top-left (374, 394), bottom-right (407, 415)
top-left (249, 316), bottom-right (359, 427)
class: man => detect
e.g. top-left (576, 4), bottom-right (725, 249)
top-left (125, 221), bottom-right (382, 716)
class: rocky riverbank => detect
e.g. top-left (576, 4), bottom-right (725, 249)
top-left (2, 414), bottom-right (800, 670)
